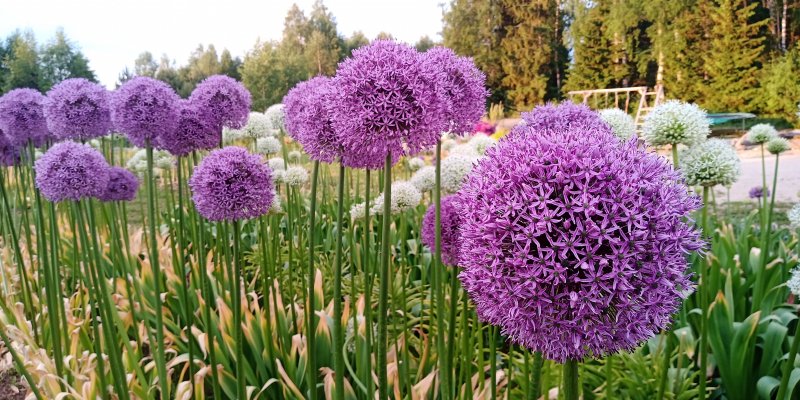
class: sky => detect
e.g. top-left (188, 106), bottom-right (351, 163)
top-left (0, 0), bottom-right (445, 88)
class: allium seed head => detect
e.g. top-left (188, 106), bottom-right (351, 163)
top-left (681, 139), bottom-right (741, 187)
top-left (372, 181), bottom-right (422, 215)
top-left (411, 166), bottom-right (436, 192)
top-left (256, 137), bottom-right (283, 155)
top-left (599, 108), bottom-right (636, 141)
top-left (642, 100), bottom-right (709, 147)
top-left (441, 154), bottom-right (477, 194)
top-left (746, 123), bottom-right (778, 145)
top-left (767, 137), bottom-right (791, 155)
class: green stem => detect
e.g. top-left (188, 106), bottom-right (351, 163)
top-left (233, 220), bottom-right (245, 400)
top-left (606, 355), bottom-right (614, 398)
top-left (563, 359), bottom-right (579, 400)
top-left (531, 352), bottom-right (543, 400)
top-left (672, 144), bottom-right (679, 169)
top-left (657, 333), bottom-right (672, 400)
top-left (760, 155), bottom-right (781, 294)
top-left (434, 140), bottom-right (450, 399)
top-left (490, 325), bottom-right (497, 400)
top-left (307, 160), bottom-right (320, 400)
top-left (333, 162), bottom-right (346, 400)
top-left (363, 169), bottom-right (374, 397)
top-left (176, 159), bottom-right (195, 378)
top-left (699, 186), bottom-right (710, 400)
top-left (377, 153), bottom-right (392, 400)
top-left (777, 314), bottom-right (800, 399)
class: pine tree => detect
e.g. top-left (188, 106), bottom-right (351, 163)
top-left (758, 45), bottom-right (800, 123)
top-left (564, 1), bottom-right (615, 91)
top-left (701, 0), bottom-right (768, 111)
top-left (655, 0), bottom-right (709, 101)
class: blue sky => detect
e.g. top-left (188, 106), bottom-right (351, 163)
top-left (0, 0), bottom-right (445, 87)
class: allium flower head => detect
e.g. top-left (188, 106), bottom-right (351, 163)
top-left (599, 108), bottom-right (636, 141)
top-left (242, 112), bottom-right (272, 138)
top-left (0, 88), bottom-right (49, 147)
top-left (283, 166), bottom-right (309, 186)
top-left (0, 132), bottom-right (21, 167)
top-left (34, 141), bottom-right (110, 202)
top-left (411, 165), bottom-right (436, 192)
top-left (767, 137), bottom-right (790, 155)
top-left (788, 204), bottom-right (800, 228)
top-left (256, 137), bottom-right (282, 155)
top-left (422, 47), bottom-right (488, 135)
top-left (407, 157), bottom-right (425, 171)
top-left (157, 100), bottom-right (217, 156)
top-left (330, 40), bottom-right (447, 169)
top-left (681, 139), bottom-right (741, 187)
top-left (268, 157), bottom-right (286, 171)
top-left (350, 202), bottom-right (367, 220)
top-left (265, 104), bottom-right (286, 135)
top-left (441, 154), bottom-right (477, 194)
top-left (449, 143), bottom-right (480, 157)
top-left (189, 75), bottom-right (251, 131)
top-left (99, 167), bottom-right (139, 202)
top-left (111, 77), bottom-right (180, 147)
top-left (189, 146), bottom-right (273, 221)
top-left (283, 76), bottom-right (342, 163)
top-left (788, 267), bottom-right (800, 296)
top-left (469, 134), bottom-right (497, 155)
top-left (520, 101), bottom-right (610, 134)
top-left (421, 194), bottom-right (461, 266)
top-left (642, 100), bottom-right (709, 147)
top-left (748, 186), bottom-right (769, 199)
top-left (745, 123), bottom-right (778, 145)
top-left (288, 150), bottom-right (302, 163)
top-left (456, 102), bottom-right (703, 362)
top-left (371, 181), bottom-right (422, 215)
top-left (44, 78), bottom-right (111, 141)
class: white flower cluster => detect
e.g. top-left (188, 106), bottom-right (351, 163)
top-left (350, 202), bottom-right (367, 219)
top-left (407, 157), bottom-right (426, 172)
top-left (256, 137), bottom-right (282, 155)
top-left (268, 157), bottom-right (287, 183)
top-left (371, 181), bottom-right (422, 215)
top-left (767, 137), bottom-right (791, 155)
top-left (788, 203), bottom-right (800, 228)
top-left (599, 108), bottom-right (637, 140)
top-left (265, 104), bottom-right (286, 135)
top-left (787, 267), bottom-right (800, 296)
top-left (269, 192), bottom-right (283, 214)
top-left (449, 143), bottom-right (480, 157)
top-left (745, 123), bottom-right (778, 145)
top-left (468, 134), bottom-right (497, 155)
top-left (411, 166), bottom-right (436, 192)
top-left (283, 166), bottom-right (309, 187)
top-left (642, 100), bottom-right (710, 147)
top-left (222, 126), bottom-right (245, 144)
top-left (441, 154), bottom-right (477, 193)
top-left (288, 150), bottom-right (302, 163)
top-left (681, 139), bottom-right (741, 187)
top-left (242, 112), bottom-right (274, 138)
top-left (127, 148), bottom-right (174, 176)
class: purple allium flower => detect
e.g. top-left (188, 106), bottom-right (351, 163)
top-left (456, 102), bottom-right (704, 362)
top-left (189, 75), bottom-right (251, 132)
top-left (283, 76), bottom-right (342, 163)
top-left (99, 166), bottom-right (139, 202)
top-left (422, 47), bottom-right (487, 135)
top-left (189, 146), bottom-right (274, 221)
top-left (421, 194), bottom-right (461, 266)
top-left (330, 40), bottom-right (447, 169)
top-left (34, 141), bottom-right (110, 202)
top-left (518, 101), bottom-right (610, 135)
top-left (0, 88), bottom-right (49, 147)
top-left (111, 77), bottom-right (180, 147)
top-left (44, 78), bottom-right (112, 141)
top-left (748, 186), bottom-right (769, 199)
top-left (157, 100), bottom-right (217, 156)
top-left (474, 120), bottom-right (495, 135)
top-left (0, 131), bottom-right (21, 167)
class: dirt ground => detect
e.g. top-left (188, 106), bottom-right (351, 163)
top-left (0, 371), bottom-right (25, 400)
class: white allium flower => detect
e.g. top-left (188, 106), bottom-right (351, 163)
top-left (411, 166), bottom-right (436, 192)
top-left (787, 267), bottom-right (800, 296)
top-left (288, 150), bottom-right (302, 163)
top-left (127, 148), bottom-right (174, 176)
top-left (350, 202), bottom-right (367, 219)
top-left (89, 139), bottom-right (101, 148)
top-left (256, 137), bottom-right (282, 155)
top-left (268, 157), bottom-right (286, 171)
top-left (449, 143), bottom-right (480, 157)
top-left (154, 150), bottom-right (175, 170)
top-left (371, 181), bottom-right (422, 215)
top-left (441, 155), bottom-right (478, 193)
top-left (283, 166), bottom-right (309, 186)
top-left (767, 137), bottom-right (791, 155)
top-left (642, 100), bottom-right (710, 147)
top-left (269, 192), bottom-right (283, 214)
top-left (222, 127), bottom-right (245, 144)
top-left (469, 134), bottom-right (498, 155)
top-left (242, 112), bottom-right (273, 138)
top-left (407, 157), bottom-right (425, 172)
top-left (788, 203), bottom-right (800, 228)
top-left (265, 104), bottom-right (285, 135)
top-left (745, 123), bottom-right (778, 145)
top-left (599, 108), bottom-right (637, 140)
top-left (441, 138), bottom-right (457, 151)
top-left (681, 139), bottom-right (741, 187)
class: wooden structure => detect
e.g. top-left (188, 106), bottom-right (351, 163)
top-left (567, 85), bottom-right (665, 132)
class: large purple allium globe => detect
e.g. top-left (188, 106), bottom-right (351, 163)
top-left (157, 100), bottom-right (217, 156)
top-left (0, 88), bottom-right (49, 147)
top-left (34, 141), bottom-right (110, 202)
top-left (189, 75), bottom-right (251, 132)
top-left (111, 77), bottom-right (180, 147)
top-left (330, 40), bottom-right (447, 169)
top-left (99, 166), bottom-right (139, 202)
top-left (0, 131), bottom-right (21, 167)
top-left (44, 78), bottom-right (112, 141)
top-left (421, 194), bottom-right (461, 266)
top-left (284, 76), bottom-right (342, 163)
top-left (520, 101), bottom-right (610, 134)
top-left (456, 102), bottom-right (703, 362)
top-left (189, 146), bottom-right (274, 221)
top-left (422, 47), bottom-right (488, 135)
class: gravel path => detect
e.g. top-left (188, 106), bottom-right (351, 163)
top-left (713, 154), bottom-right (800, 203)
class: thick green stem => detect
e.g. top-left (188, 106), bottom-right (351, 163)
top-left (377, 154), bottom-right (392, 400)
top-left (434, 140), bottom-right (450, 399)
top-left (145, 143), bottom-right (169, 398)
top-left (490, 326), bottom-right (497, 400)
top-left (760, 155), bottom-right (781, 293)
top-left (777, 317), bottom-right (800, 400)
top-left (176, 159), bottom-right (195, 378)
top-left (363, 169), bottom-right (373, 397)
top-left (672, 144), bottom-right (679, 169)
top-left (657, 334), bottom-right (673, 400)
top-left (307, 160), bottom-right (320, 400)
top-left (333, 162), bottom-right (346, 400)
top-left (563, 359), bottom-right (579, 400)
top-left (233, 220), bottom-right (245, 400)
top-left (699, 186), bottom-right (710, 400)
top-left (531, 352), bottom-right (543, 400)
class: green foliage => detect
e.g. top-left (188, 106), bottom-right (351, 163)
top-left (414, 35), bottom-right (437, 52)
top-left (38, 28), bottom-right (96, 91)
top-left (1, 31), bottom-right (41, 93)
top-left (758, 46), bottom-right (800, 124)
